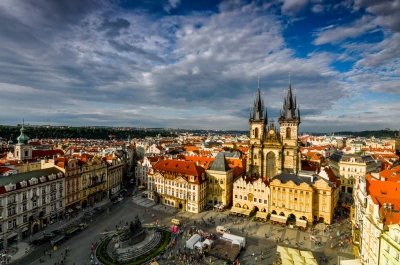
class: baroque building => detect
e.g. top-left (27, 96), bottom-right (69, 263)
top-left (148, 159), bottom-right (207, 213)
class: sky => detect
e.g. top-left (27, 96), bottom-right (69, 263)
top-left (0, 0), bottom-right (400, 133)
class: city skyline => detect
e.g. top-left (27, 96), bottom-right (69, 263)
top-left (0, 0), bottom-right (399, 133)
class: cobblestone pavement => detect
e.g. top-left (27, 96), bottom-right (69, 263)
top-left (12, 188), bottom-right (355, 265)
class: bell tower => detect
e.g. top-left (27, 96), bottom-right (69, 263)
top-left (278, 76), bottom-right (301, 173)
top-left (14, 120), bottom-right (32, 161)
top-left (248, 78), bottom-right (268, 176)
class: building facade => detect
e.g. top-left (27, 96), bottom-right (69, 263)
top-left (148, 159), bottom-right (207, 213)
top-left (269, 172), bottom-right (337, 225)
top-left (78, 155), bottom-right (107, 209)
top-left (247, 80), bottom-right (301, 179)
top-left (329, 153), bottom-right (377, 193)
top-left (0, 168), bottom-right (65, 248)
top-left (206, 153), bottom-right (234, 208)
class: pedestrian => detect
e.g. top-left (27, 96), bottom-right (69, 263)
top-left (49, 252), bottom-right (52, 258)
top-left (252, 252), bottom-right (255, 258)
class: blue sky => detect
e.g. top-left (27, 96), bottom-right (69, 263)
top-left (0, 0), bottom-right (399, 133)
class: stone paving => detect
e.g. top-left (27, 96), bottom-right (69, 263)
top-left (132, 193), bottom-right (356, 265)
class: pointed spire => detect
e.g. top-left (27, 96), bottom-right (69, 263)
top-left (251, 78), bottom-right (265, 121)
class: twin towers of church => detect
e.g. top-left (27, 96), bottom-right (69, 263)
top-left (247, 79), bottom-right (301, 179)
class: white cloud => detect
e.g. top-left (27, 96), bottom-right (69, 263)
top-left (279, 0), bottom-right (310, 15)
top-left (164, 0), bottom-right (181, 13)
top-left (313, 15), bottom-right (377, 45)
top-left (311, 4), bottom-right (324, 13)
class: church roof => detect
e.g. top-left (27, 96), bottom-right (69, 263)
top-left (209, 152), bottom-right (230, 171)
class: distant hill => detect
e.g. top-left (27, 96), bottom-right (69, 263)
top-left (305, 130), bottom-right (399, 138)
top-left (0, 125), bottom-right (175, 141)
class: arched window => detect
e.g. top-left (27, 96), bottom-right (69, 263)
top-left (255, 127), bottom-right (259, 138)
top-left (286, 127), bottom-right (291, 139)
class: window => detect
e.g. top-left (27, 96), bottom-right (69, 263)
top-left (254, 198), bottom-right (257, 202)
top-left (306, 198), bottom-right (309, 203)
top-left (322, 206), bottom-right (326, 212)
top-left (244, 196), bottom-right (247, 200)
top-left (306, 206), bottom-right (309, 212)
top-left (23, 215), bottom-right (28, 223)
top-left (33, 200), bottom-right (37, 208)
top-left (395, 252), bottom-right (399, 261)
top-left (286, 127), bottom-right (291, 138)
top-left (23, 203), bottom-right (27, 211)
top-left (235, 195), bottom-right (237, 198)
top-left (259, 199), bottom-right (262, 203)
top-left (264, 200), bottom-right (267, 204)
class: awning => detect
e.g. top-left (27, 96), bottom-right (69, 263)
top-left (241, 209), bottom-right (252, 216)
top-left (230, 207), bottom-right (242, 213)
top-left (7, 233), bottom-right (17, 239)
top-left (296, 219), bottom-right (307, 227)
top-left (22, 227), bottom-right (29, 232)
top-left (255, 212), bottom-right (267, 219)
top-left (270, 214), bottom-right (287, 223)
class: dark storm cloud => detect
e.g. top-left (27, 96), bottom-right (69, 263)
top-left (107, 39), bottom-right (166, 63)
top-left (98, 16), bottom-right (131, 37)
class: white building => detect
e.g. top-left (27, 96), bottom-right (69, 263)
top-left (0, 167), bottom-right (65, 248)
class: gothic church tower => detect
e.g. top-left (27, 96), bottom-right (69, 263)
top-left (248, 78), bottom-right (267, 176)
top-left (278, 82), bottom-right (301, 173)
top-left (247, 77), bottom-right (301, 180)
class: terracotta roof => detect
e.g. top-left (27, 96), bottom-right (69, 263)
top-left (153, 159), bottom-right (207, 184)
top-left (32, 149), bottom-right (64, 159)
top-left (379, 166), bottom-right (400, 182)
top-left (366, 174), bottom-right (400, 225)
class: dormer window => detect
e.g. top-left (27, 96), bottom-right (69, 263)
top-left (29, 178), bottom-right (38, 185)
top-left (20, 180), bottom-right (27, 188)
top-left (190, 176), bottom-right (195, 182)
top-left (40, 176), bottom-right (46, 182)
top-left (5, 183), bottom-right (16, 191)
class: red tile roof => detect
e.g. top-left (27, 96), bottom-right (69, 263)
top-left (153, 159), bottom-right (207, 184)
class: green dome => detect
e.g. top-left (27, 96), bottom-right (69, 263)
top-left (16, 124), bottom-right (29, 145)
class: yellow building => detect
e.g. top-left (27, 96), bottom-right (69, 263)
top-left (329, 152), bottom-right (377, 193)
top-left (78, 155), bottom-right (107, 209)
top-left (231, 175), bottom-right (270, 218)
top-left (269, 171), bottom-right (339, 225)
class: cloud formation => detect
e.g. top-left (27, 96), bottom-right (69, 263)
top-left (0, 0), bottom-right (399, 132)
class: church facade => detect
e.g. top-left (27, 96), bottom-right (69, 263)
top-left (247, 80), bottom-right (301, 179)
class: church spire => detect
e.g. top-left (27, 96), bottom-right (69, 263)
top-left (281, 75), bottom-right (297, 120)
top-left (250, 77), bottom-right (266, 122)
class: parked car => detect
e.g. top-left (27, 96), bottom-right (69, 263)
top-left (93, 207), bottom-right (105, 214)
top-left (84, 211), bottom-right (95, 216)
top-left (43, 232), bottom-right (56, 239)
top-left (30, 238), bottom-right (46, 245)
top-left (141, 194), bottom-right (148, 198)
top-left (113, 197), bottom-right (123, 204)
top-left (51, 229), bottom-right (62, 235)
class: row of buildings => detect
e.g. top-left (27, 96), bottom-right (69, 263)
top-left (0, 124), bottom-right (133, 248)
top-left (136, 82), bottom-right (372, 227)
